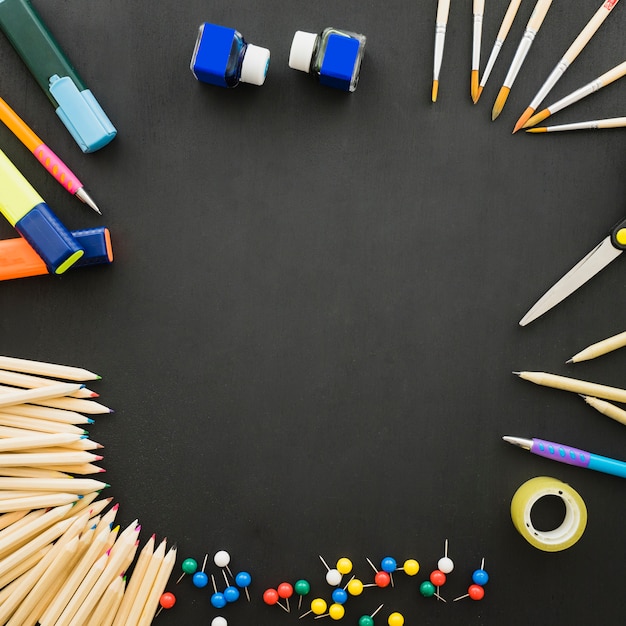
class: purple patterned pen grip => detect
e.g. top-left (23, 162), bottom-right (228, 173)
top-left (33, 143), bottom-right (82, 193)
top-left (532, 439), bottom-right (591, 468)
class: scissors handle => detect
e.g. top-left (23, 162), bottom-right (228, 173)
top-left (610, 217), bottom-right (626, 250)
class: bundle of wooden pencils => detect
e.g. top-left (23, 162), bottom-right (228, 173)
top-left (0, 355), bottom-right (176, 626)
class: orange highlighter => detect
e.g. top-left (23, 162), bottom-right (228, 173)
top-left (0, 227), bottom-right (113, 280)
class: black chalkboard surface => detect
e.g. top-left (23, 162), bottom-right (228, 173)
top-left (2, 1), bottom-right (626, 624)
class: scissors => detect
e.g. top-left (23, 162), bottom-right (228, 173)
top-left (519, 217), bottom-right (626, 326)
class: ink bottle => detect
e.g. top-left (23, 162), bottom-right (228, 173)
top-left (190, 23), bottom-right (270, 88)
top-left (288, 27), bottom-right (366, 92)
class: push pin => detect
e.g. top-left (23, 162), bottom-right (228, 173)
top-left (387, 612), bottom-right (405, 626)
top-left (294, 579), bottom-right (311, 609)
top-left (419, 580), bottom-right (447, 602)
top-left (155, 591), bottom-right (176, 617)
top-left (336, 557), bottom-right (353, 576)
top-left (399, 559), bottom-right (419, 576)
top-left (346, 577), bottom-right (364, 596)
top-left (358, 603), bottom-right (384, 626)
top-left (263, 587), bottom-right (289, 612)
top-left (429, 569), bottom-right (447, 601)
top-left (176, 557), bottom-right (197, 583)
top-left (211, 618), bottom-right (227, 626)
top-left (319, 555), bottom-right (343, 586)
top-left (437, 540), bottom-right (454, 575)
top-left (192, 554), bottom-right (209, 588)
top-left (278, 582), bottom-right (294, 612)
top-left (235, 571), bottom-right (252, 601)
top-left (314, 602), bottom-right (345, 620)
top-left (365, 558), bottom-right (391, 588)
top-left (210, 574), bottom-right (227, 609)
top-left (214, 550), bottom-right (233, 578)
top-left (299, 597), bottom-right (327, 619)
top-left (380, 556), bottom-right (397, 587)
top-left (331, 586), bottom-right (348, 605)
top-left (453, 558), bottom-right (488, 601)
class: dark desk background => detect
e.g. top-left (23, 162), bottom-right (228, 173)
top-left (2, 1), bottom-right (626, 623)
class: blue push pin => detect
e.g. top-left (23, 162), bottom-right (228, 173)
top-left (381, 556), bottom-right (397, 587)
top-left (192, 554), bottom-right (209, 588)
top-left (331, 587), bottom-right (348, 605)
top-left (210, 574), bottom-right (227, 609)
top-left (472, 559), bottom-right (489, 586)
top-left (235, 571), bottom-right (252, 602)
top-left (219, 569), bottom-right (240, 603)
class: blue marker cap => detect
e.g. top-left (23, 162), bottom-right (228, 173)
top-left (14, 203), bottom-right (84, 274)
top-left (320, 33), bottom-right (365, 92)
top-left (49, 75), bottom-right (117, 153)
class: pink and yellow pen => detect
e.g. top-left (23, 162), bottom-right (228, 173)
top-left (0, 96), bottom-right (100, 214)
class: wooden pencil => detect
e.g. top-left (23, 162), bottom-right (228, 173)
top-left (0, 545), bottom-right (51, 591)
top-left (0, 368), bottom-right (98, 397)
top-left (515, 370), bottom-right (626, 402)
top-left (137, 543), bottom-right (177, 626)
top-left (21, 395), bottom-right (112, 414)
top-left (0, 450), bottom-right (102, 467)
top-left (0, 383), bottom-right (84, 409)
top-left (111, 533), bottom-right (155, 626)
top-left (0, 492), bottom-right (81, 513)
top-left (1, 404), bottom-right (93, 424)
top-left (99, 575), bottom-right (126, 626)
top-left (0, 477), bottom-right (109, 494)
top-left (0, 356), bottom-right (101, 381)
top-left (0, 433), bottom-right (87, 452)
top-left (86, 574), bottom-right (125, 626)
top-left (0, 509), bottom-right (29, 531)
top-left (0, 412), bottom-right (88, 435)
top-left (122, 537), bottom-right (167, 626)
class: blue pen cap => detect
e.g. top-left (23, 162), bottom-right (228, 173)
top-left (72, 227), bottom-right (113, 267)
top-left (49, 75), bottom-right (117, 153)
top-left (14, 203), bottom-right (84, 274)
top-left (319, 33), bottom-right (365, 92)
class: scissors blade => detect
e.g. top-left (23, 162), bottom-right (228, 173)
top-left (519, 236), bottom-right (622, 326)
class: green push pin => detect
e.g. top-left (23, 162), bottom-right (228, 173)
top-left (176, 557), bottom-right (198, 583)
top-left (294, 579), bottom-right (310, 610)
top-left (359, 603), bottom-right (384, 626)
top-left (419, 580), bottom-right (446, 602)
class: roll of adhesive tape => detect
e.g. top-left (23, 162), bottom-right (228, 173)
top-left (510, 476), bottom-right (587, 552)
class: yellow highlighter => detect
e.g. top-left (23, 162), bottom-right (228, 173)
top-left (0, 148), bottom-right (83, 274)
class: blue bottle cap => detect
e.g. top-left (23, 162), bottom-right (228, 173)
top-left (320, 33), bottom-right (366, 92)
top-left (14, 203), bottom-right (84, 274)
top-left (190, 23), bottom-right (238, 87)
top-left (49, 75), bottom-right (117, 153)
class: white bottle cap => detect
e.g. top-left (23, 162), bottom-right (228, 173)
top-left (240, 44), bottom-right (270, 86)
top-left (289, 31), bottom-right (317, 72)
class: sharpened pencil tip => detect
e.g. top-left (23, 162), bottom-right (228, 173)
top-left (512, 371), bottom-right (521, 376)
top-left (431, 80), bottom-right (439, 102)
top-left (491, 86), bottom-right (509, 120)
top-left (513, 107), bottom-right (534, 133)
top-left (566, 358), bottom-right (574, 364)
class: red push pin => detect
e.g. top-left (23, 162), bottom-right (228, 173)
top-left (263, 587), bottom-right (288, 612)
top-left (277, 582), bottom-right (294, 612)
top-left (155, 591), bottom-right (176, 617)
top-left (364, 558), bottom-right (391, 588)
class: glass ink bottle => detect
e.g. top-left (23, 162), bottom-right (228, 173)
top-left (190, 23), bottom-right (270, 88)
top-left (288, 27), bottom-right (366, 92)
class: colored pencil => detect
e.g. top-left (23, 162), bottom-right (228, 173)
top-left (12, 394), bottom-right (113, 414)
top-left (1, 404), bottom-right (93, 424)
top-left (0, 356), bottom-right (101, 381)
top-left (525, 60), bottom-right (626, 126)
top-left (0, 509), bottom-right (29, 531)
top-left (432, 0), bottom-right (451, 101)
top-left (86, 574), bottom-right (125, 626)
top-left (0, 492), bottom-right (81, 513)
top-left (0, 412), bottom-right (87, 434)
top-left (513, 0), bottom-right (621, 132)
top-left (99, 576), bottom-right (126, 626)
top-left (111, 534), bottom-right (156, 626)
top-left (0, 466), bottom-right (70, 478)
top-left (492, 0), bottom-right (553, 120)
top-left (0, 370), bottom-right (97, 398)
top-left (0, 383), bottom-right (84, 409)
top-left (477, 0), bottom-right (523, 101)
top-left (0, 545), bottom-right (51, 591)
top-left (471, 0), bottom-right (485, 102)
top-left (0, 477), bottom-right (108, 493)
top-left (137, 543), bottom-right (177, 626)
top-left (0, 433), bottom-right (87, 452)
top-left (0, 451), bottom-right (102, 467)
top-left (526, 116), bottom-right (626, 132)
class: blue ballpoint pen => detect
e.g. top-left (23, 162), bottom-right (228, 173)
top-left (503, 435), bottom-right (626, 479)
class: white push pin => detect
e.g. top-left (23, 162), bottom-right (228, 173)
top-left (437, 540), bottom-right (454, 574)
top-left (214, 550), bottom-right (233, 578)
top-left (319, 555), bottom-right (342, 586)
top-left (211, 618), bottom-right (228, 626)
